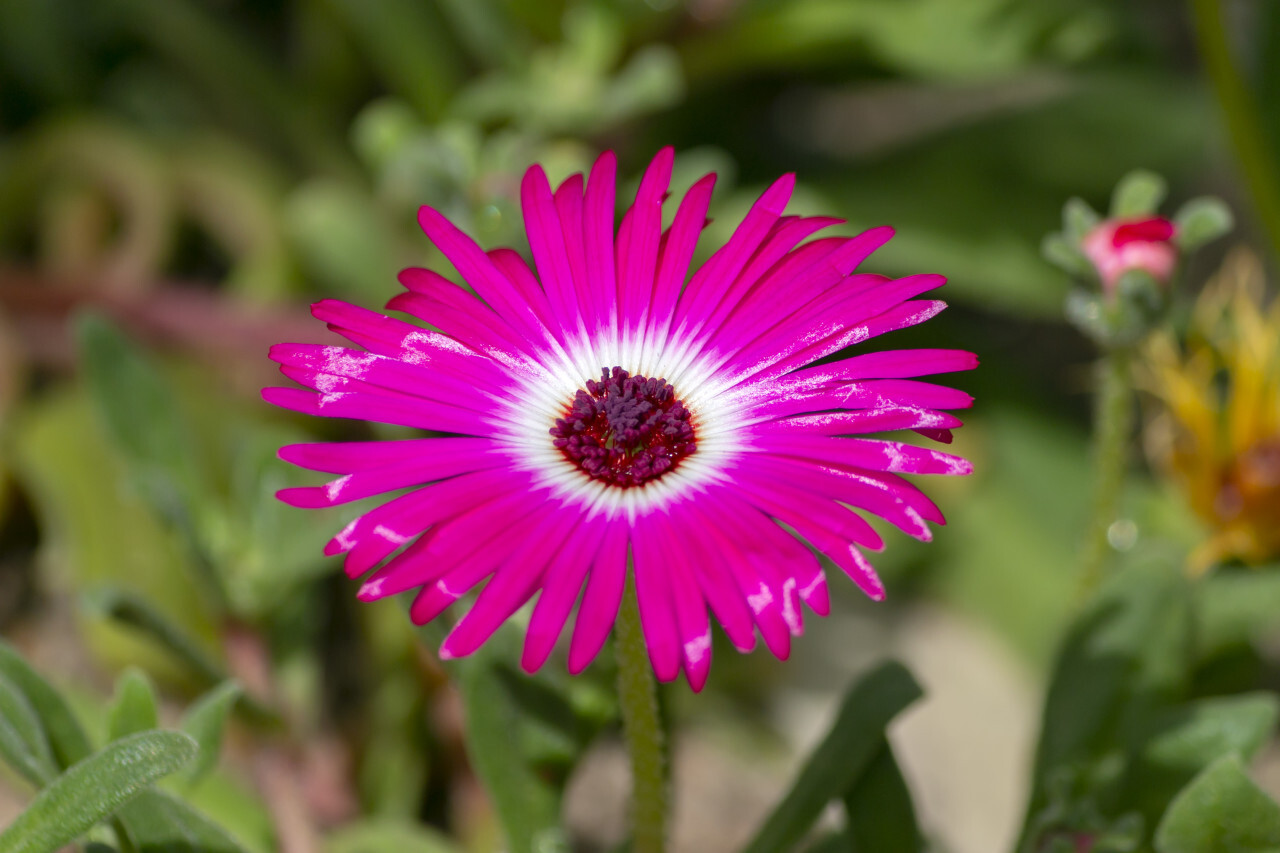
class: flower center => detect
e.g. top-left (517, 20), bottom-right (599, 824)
top-left (550, 367), bottom-right (696, 488)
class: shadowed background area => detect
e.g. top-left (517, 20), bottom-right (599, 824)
top-left (0, 2), bottom-right (1275, 852)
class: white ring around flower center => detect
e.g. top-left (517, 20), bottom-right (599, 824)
top-left (485, 332), bottom-right (747, 521)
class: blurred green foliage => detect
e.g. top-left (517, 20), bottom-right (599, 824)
top-left (0, 0), bottom-right (1279, 851)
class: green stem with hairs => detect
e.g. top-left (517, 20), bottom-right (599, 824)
top-left (614, 574), bottom-right (667, 853)
top-left (1191, 0), bottom-right (1280, 258)
top-left (1080, 349), bottom-right (1135, 591)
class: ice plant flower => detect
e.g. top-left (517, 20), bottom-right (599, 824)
top-left (1141, 250), bottom-right (1280, 572)
top-left (1081, 215), bottom-right (1178, 292)
top-left (265, 148), bottom-right (975, 690)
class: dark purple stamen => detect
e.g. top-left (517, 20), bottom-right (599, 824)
top-left (550, 367), bottom-right (697, 488)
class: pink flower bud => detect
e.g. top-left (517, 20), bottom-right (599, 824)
top-left (1081, 216), bottom-right (1178, 291)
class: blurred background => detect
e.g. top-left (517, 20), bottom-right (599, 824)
top-left (0, 1), bottom-right (1271, 851)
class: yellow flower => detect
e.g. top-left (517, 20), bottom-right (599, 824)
top-left (1140, 249), bottom-right (1280, 572)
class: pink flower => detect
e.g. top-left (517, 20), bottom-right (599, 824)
top-left (265, 148), bottom-right (975, 690)
top-left (1081, 216), bottom-right (1178, 291)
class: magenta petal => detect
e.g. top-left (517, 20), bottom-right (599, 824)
top-left (568, 521), bottom-right (629, 675)
top-left (630, 514), bottom-right (682, 682)
top-left (522, 515), bottom-right (608, 673)
top-left (696, 499), bottom-right (795, 659)
top-left (417, 206), bottom-right (538, 331)
top-left (280, 438), bottom-right (450, 474)
top-left (406, 507), bottom-right (552, 628)
top-left (440, 508), bottom-right (578, 659)
top-left (756, 434), bottom-right (973, 476)
top-left (667, 504), bottom-right (756, 653)
top-left (582, 151), bottom-right (619, 334)
top-left (915, 427), bottom-right (954, 443)
top-left (804, 348), bottom-right (979, 381)
top-left (648, 514), bottom-right (713, 691)
top-left (678, 172), bottom-right (795, 331)
top-left (759, 408), bottom-right (964, 436)
top-left (618, 147), bottom-right (673, 334)
top-left (647, 173), bottom-right (716, 342)
top-left (523, 165), bottom-right (585, 337)
top-left (277, 440), bottom-right (503, 507)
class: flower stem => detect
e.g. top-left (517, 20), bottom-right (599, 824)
top-left (614, 574), bottom-right (668, 853)
top-left (1080, 349), bottom-right (1134, 591)
top-left (1190, 0), bottom-right (1280, 258)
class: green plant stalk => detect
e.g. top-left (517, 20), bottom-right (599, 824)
top-left (615, 575), bottom-right (667, 853)
top-left (1080, 350), bottom-right (1134, 591)
top-left (1191, 0), bottom-right (1280, 259)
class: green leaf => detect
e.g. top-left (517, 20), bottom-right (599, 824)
top-left (9, 389), bottom-right (220, 681)
top-left (0, 730), bottom-right (197, 853)
top-left (0, 671), bottom-right (57, 787)
top-left (107, 668), bottom-right (160, 740)
top-left (844, 738), bottom-right (925, 853)
top-left (284, 178), bottom-right (404, 304)
top-left (178, 681), bottom-right (242, 785)
top-left (324, 818), bottom-right (462, 853)
top-left (1032, 562), bottom-right (1192, 777)
top-left (1154, 757), bottom-right (1280, 853)
top-left (1042, 232), bottom-right (1093, 277)
top-left (1196, 569), bottom-right (1280, 663)
top-left (113, 788), bottom-right (249, 853)
top-left (1123, 693), bottom-right (1280, 823)
top-left (742, 661), bottom-right (924, 853)
top-left (322, 0), bottom-right (462, 119)
top-left (74, 313), bottom-right (204, 526)
top-left (1145, 694), bottom-right (1278, 770)
top-left (1110, 170), bottom-right (1167, 218)
top-left (457, 658), bottom-right (568, 853)
top-left (0, 642), bottom-right (92, 770)
top-left (1173, 197), bottom-right (1233, 251)
top-left (1064, 197), bottom-right (1101, 242)
top-left (86, 587), bottom-right (228, 688)
top-left (1022, 562), bottom-right (1193, 838)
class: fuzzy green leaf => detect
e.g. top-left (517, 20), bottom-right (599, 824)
top-left (1110, 170), bottom-right (1167, 218)
top-left (1173, 197), bottom-right (1233, 251)
top-left (1043, 232), bottom-right (1094, 277)
top-left (1154, 757), bottom-right (1280, 853)
top-left (1064, 196), bottom-right (1101, 242)
top-left (0, 671), bottom-right (57, 787)
top-left (0, 642), bottom-right (92, 770)
top-left (1122, 692), bottom-right (1280, 825)
top-left (0, 731), bottom-right (196, 853)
